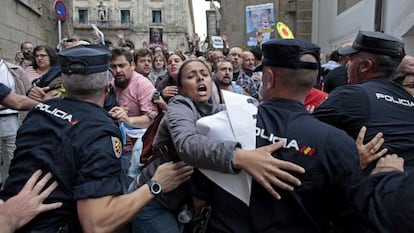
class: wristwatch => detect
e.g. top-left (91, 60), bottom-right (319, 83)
top-left (146, 180), bottom-right (162, 196)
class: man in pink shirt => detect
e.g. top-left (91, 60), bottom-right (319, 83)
top-left (109, 48), bottom-right (158, 188)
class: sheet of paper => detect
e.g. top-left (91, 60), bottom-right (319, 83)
top-left (196, 91), bottom-right (257, 206)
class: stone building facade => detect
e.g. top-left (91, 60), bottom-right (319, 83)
top-left (0, 0), bottom-right (62, 62)
top-left (216, 0), bottom-right (312, 49)
top-left (72, 0), bottom-right (195, 52)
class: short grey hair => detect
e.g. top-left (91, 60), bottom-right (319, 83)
top-left (62, 70), bottom-right (110, 98)
top-left (359, 52), bottom-right (402, 75)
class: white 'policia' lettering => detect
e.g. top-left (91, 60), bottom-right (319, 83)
top-left (35, 103), bottom-right (73, 122)
top-left (376, 93), bottom-right (414, 107)
top-left (255, 127), bottom-right (299, 150)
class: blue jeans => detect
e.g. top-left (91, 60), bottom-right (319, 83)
top-left (131, 199), bottom-right (181, 233)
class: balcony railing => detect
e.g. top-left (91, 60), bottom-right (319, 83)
top-left (74, 20), bottom-right (133, 29)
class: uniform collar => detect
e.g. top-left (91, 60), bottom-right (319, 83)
top-left (262, 98), bottom-right (307, 113)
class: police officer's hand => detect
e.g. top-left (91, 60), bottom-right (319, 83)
top-left (356, 126), bottom-right (388, 169)
top-left (372, 154), bottom-right (404, 174)
top-left (233, 141), bottom-right (305, 200)
top-left (0, 170), bottom-right (62, 232)
top-left (152, 161), bottom-right (193, 193)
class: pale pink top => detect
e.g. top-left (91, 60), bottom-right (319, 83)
top-left (25, 66), bottom-right (42, 83)
top-left (115, 71), bottom-right (158, 152)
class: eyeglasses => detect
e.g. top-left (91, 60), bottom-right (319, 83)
top-left (35, 54), bottom-right (49, 59)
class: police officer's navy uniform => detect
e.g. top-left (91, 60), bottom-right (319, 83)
top-left (251, 98), bottom-right (361, 233)
top-left (249, 39), bottom-right (362, 233)
top-left (350, 169), bottom-right (411, 233)
top-left (314, 78), bottom-right (414, 169)
top-left (313, 31), bottom-right (414, 173)
top-left (0, 45), bottom-right (124, 232)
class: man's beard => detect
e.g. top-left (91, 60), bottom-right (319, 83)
top-left (114, 77), bottom-right (129, 88)
top-left (219, 76), bottom-right (232, 86)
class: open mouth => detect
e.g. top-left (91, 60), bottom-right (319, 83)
top-left (197, 84), bottom-right (207, 92)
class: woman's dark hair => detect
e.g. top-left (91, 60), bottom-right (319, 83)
top-left (33, 45), bottom-right (59, 70)
top-left (176, 59), bottom-right (210, 87)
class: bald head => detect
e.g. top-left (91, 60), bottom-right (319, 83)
top-left (242, 51), bottom-right (256, 72)
top-left (229, 47), bottom-right (243, 72)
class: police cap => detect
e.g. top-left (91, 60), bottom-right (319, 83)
top-left (261, 39), bottom-right (320, 70)
top-left (338, 30), bottom-right (405, 58)
top-left (59, 45), bottom-right (111, 75)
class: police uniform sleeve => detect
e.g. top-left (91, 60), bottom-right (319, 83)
top-left (348, 171), bottom-right (406, 232)
top-left (0, 83), bottom-right (11, 101)
top-left (313, 85), bottom-right (370, 137)
top-left (73, 134), bottom-right (124, 199)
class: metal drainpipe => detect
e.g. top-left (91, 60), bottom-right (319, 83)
top-left (374, 0), bottom-right (383, 32)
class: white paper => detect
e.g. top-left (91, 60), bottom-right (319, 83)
top-left (211, 36), bottom-right (224, 48)
top-left (196, 91), bottom-right (257, 206)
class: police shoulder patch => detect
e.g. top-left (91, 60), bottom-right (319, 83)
top-left (111, 136), bottom-right (122, 158)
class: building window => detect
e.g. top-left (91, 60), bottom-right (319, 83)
top-left (79, 10), bottom-right (88, 24)
top-left (152, 10), bottom-right (162, 23)
top-left (337, 0), bottom-right (361, 14)
top-left (121, 10), bottom-right (130, 24)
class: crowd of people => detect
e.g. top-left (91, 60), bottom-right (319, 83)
top-left (0, 29), bottom-right (413, 233)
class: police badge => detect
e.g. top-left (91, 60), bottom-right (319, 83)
top-left (111, 136), bottom-right (122, 158)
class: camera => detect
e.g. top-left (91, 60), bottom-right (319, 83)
top-left (152, 91), bottom-right (161, 102)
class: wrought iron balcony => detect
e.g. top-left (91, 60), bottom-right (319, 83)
top-left (74, 20), bottom-right (133, 29)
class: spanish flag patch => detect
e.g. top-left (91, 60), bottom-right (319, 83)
top-left (299, 146), bottom-right (316, 156)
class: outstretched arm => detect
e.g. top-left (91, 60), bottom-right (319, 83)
top-left (1, 91), bottom-right (38, 111)
top-left (0, 170), bottom-right (62, 233)
top-left (77, 161), bottom-right (193, 233)
top-left (233, 141), bottom-right (305, 200)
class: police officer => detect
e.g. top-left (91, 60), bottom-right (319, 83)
top-left (249, 39), bottom-right (362, 232)
top-left (0, 45), bottom-right (193, 232)
top-left (312, 31), bottom-right (414, 172)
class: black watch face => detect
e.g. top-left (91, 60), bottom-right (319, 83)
top-left (150, 181), bottom-right (162, 195)
top-left (152, 183), bottom-right (161, 193)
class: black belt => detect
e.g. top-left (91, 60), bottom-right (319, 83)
top-left (0, 113), bottom-right (18, 117)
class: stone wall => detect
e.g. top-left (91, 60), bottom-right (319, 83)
top-left (0, 0), bottom-right (63, 62)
